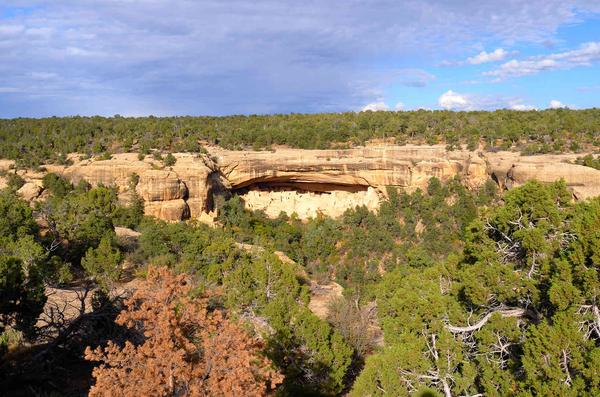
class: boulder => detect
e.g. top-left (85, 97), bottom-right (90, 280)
top-left (17, 182), bottom-right (43, 201)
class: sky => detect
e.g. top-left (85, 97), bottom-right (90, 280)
top-left (1, 1), bottom-right (600, 117)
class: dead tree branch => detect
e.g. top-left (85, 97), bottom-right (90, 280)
top-left (446, 308), bottom-right (525, 334)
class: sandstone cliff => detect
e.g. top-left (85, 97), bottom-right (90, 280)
top-left (486, 152), bottom-right (600, 199)
top-left (213, 145), bottom-right (488, 191)
top-left (2, 145), bottom-right (599, 222)
top-left (2, 153), bottom-right (225, 222)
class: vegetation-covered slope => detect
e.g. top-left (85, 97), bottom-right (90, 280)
top-left (353, 181), bottom-right (600, 396)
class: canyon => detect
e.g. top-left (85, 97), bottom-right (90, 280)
top-left (1, 144), bottom-right (599, 222)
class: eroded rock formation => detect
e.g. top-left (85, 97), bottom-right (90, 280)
top-left (1, 145), bottom-right (599, 222)
top-left (486, 152), bottom-right (600, 199)
top-left (1, 153), bottom-right (225, 222)
top-left (213, 145), bottom-right (489, 191)
top-left (212, 145), bottom-right (490, 218)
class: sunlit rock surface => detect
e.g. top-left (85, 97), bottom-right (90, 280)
top-left (4, 145), bottom-right (600, 222)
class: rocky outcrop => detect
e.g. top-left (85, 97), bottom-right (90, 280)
top-left (136, 170), bottom-right (187, 202)
top-left (19, 153), bottom-right (224, 222)
top-left (5, 145), bottom-right (600, 222)
top-left (486, 152), bottom-right (600, 199)
top-left (214, 145), bottom-right (600, 209)
top-left (210, 145), bottom-right (492, 218)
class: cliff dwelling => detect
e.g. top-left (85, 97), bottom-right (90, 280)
top-left (231, 178), bottom-right (381, 219)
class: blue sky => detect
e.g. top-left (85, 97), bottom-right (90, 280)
top-left (1, 1), bottom-right (599, 117)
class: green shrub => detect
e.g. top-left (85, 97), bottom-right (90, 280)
top-left (0, 256), bottom-right (46, 338)
top-left (5, 173), bottom-right (25, 191)
top-left (42, 173), bottom-right (73, 197)
top-left (164, 153), bottom-right (176, 166)
top-left (81, 234), bottom-right (122, 291)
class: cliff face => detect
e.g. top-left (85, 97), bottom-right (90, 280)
top-left (213, 145), bottom-right (488, 191)
top-left (3, 153), bottom-right (225, 222)
top-left (3, 145), bottom-right (599, 222)
top-left (485, 152), bottom-right (600, 199)
top-left (213, 145), bottom-right (489, 218)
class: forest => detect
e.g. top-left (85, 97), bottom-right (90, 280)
top-left (1, 158), bottom-right (600, 395)
top-left (1, 108), bottom-right (600, 167)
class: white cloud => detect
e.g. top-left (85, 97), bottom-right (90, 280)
top-left (25, 27), bottom-right (54, 39)
top-left (438, 90), bottom-right (472, 110)
top-left (438, 90), bottom-right (536, 111)
top-left (396, 69), bottom-right (436, 87)
top-left (485, 41), bottom-right (600, 79)
top-left (361, 101), bottom-right (389, 111)
top-left (511, 104), bottom-right (536, 111)
top-left (486, 58), bottom-right (557, 78)
top-left (438, 60), bottom-right (458, 67)
top-left (467, 48), bottom-right (508, 64)
top-left (549, 99), bottom-right (568, 109)
top-left (509, 101), bottom-right (536, 111)
top-left (65, 46), bottom-right (99, 57)
top-left (0, 87), bottom-right (22, 93)
top-left (0, 24), bottom-right (25, 36)
top-left (394, 102), bottom-right (404, 110)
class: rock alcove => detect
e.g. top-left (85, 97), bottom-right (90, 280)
top-left (230, 177), bottom-right (381, 219)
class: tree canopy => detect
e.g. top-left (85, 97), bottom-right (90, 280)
top-left (2, 109), bottom-right (599, 167)
top-left (352, 181), bottom-right (600, 396)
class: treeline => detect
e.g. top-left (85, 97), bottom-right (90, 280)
top-left (1, 109), bottom-right (600, 167)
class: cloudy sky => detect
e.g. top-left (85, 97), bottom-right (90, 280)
top-left (1, 1), bottom-right (600, 117)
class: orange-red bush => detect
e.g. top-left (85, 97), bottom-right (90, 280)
top-left (85, 266), bottom-right (283, 396)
